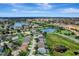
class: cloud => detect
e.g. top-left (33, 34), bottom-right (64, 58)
top-left (21, 10), bottom-right (40, 13)
top-left (20, 10), bottom-right (50, 14)
top-left (11, 9), bottom-right (42, 13)
top-left (11, 9), bottom-right (18, 12)
top-left (10, 3), bottom-right (24, 8)
top-left (59, 8), bottom-right (79, 14)
top-left (36, 3), bottom-right (52, 9)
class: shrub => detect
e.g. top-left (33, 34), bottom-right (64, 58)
top-left (75, 36), bottom-right (79, 39)
top-left (54, 45), bottom-right (68, 53)
top-left (19, 50), bottom-right (27, 56)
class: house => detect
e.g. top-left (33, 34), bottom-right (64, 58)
top-left (19, 43), bottom-right (28, 51)
top-left (24, 31), bottom-right (31, 36)
top-left (38, 48), bottom-right (46, 54)
top-left (24, 36), bottom-right (31, 44)
top-left (75, 21), bottom-right (79, 25)
top-left (19, 36), bottom-right (31, 51)
top-left (6, 35), bottom-right (12, 40)
top-left (37, 34), bottom-right (46, 54)
top-left (12, 35), bottom-right (18, 42)
top-left (38, 42), bottom-right (45, 48)
top-left (32, 24), bottom-right (39, 28)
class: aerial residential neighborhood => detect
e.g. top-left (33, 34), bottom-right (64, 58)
top-left (0, 17), bottom-right (79, 56)
top-left (0, 3), bottom-right (79, 56)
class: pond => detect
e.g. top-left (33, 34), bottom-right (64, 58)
top-left (41, 28), bottom-right (56, 32)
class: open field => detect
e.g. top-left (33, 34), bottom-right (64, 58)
top-left (46, 33), bottom-right (79, 56)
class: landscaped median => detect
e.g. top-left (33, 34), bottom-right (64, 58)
top-left (45, 33), bottom-right (79, 56)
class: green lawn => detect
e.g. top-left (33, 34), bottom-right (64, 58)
top-left (56, 29), bottom-right (74, 35)
top-left (46, 33), bottom-right (79, 56)
top-left (18, 33), bottom-right (24, 45)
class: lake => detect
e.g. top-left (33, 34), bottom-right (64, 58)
top-left (14, 22), bottom-right (29, 29)
top-left (41, 28), bottom-right (56, 32)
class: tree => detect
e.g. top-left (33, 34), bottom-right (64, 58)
top-left (43, 32), bottom-right (47, 37)
top-left (19, 50), bottom-right (27, 56)
top-left (3, 43), bottom-right (12, 56)
top-left (75, 36), bottom-right (79, 39)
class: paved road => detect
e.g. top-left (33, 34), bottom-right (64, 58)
top-left (29, 37), bottom-right (36, 56)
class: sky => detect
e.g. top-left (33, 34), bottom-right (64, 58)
top-left (0, 3), bottom-right (79, 17)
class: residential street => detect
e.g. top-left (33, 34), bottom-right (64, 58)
top-left (29, 36), bottom-right (36, 56)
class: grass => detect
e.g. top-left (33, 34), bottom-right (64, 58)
top-left (56, 29), bottom-right (74, 35)
top-left (60, 30), bottom-right (72, 34)
top-left (18, 33), bottom-right (24, 45)
top-left (46, 33), bottom-right (79, 56)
